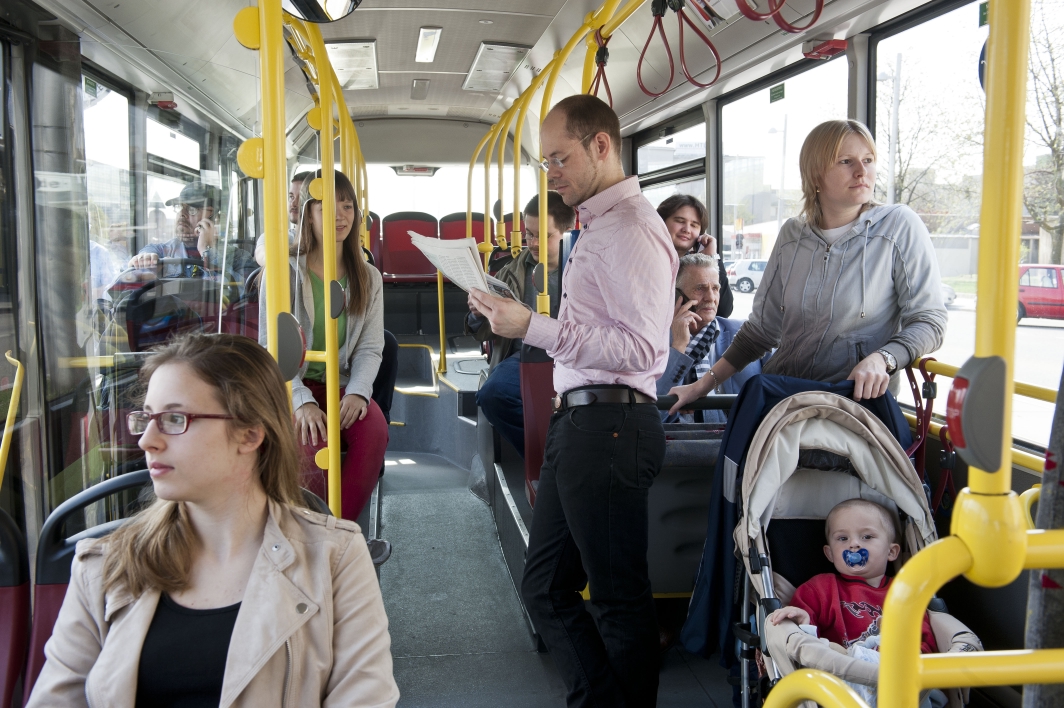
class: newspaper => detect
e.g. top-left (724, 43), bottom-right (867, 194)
top-left (408, 232), bottom-right (517, 300)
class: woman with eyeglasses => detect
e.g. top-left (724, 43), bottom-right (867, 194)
top-left (27, 333), bottom-right (399, 708)
top-left (259, 170), bottom-right (389, 535)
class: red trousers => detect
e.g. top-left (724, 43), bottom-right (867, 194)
top-left (299, 380), bottom-right (389, 521)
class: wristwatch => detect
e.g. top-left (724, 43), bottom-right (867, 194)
top-left (876, 349), bottom-right (897, 375)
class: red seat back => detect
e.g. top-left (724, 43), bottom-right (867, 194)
top-left (24, 470), bottom-right (151, 702)
top-left (381, 212), bottom-right (438, 282)
top-left (519, 346), bottom-right (555, 508)
top-left (439, 212), bottom-right (493, 241)
top-left (0, 509), bottom-right (28, 708)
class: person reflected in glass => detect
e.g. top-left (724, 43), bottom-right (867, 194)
top-left (657, 194), bottom-right (733, 318)
top-left (128, 181), bottom-right (256, 281)
top-left (26, 333), bottom-right (399, 708)
top-left (258, 171), bottom-right (389, 555)
top-left (669, 119), bottom-right (947, 410)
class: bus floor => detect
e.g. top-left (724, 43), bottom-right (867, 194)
top-left (378, 451), bottom-right (733, 707)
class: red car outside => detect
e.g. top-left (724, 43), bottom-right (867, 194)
top-left (1018, 264), bottom-right (1064, 322)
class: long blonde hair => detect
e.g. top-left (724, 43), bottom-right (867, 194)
top-left (293, 170), bottom-right (373, 316)
top-left (103, 333), bottom-right (303, 597)
top-left (799, 120), bottom-right (880, 229)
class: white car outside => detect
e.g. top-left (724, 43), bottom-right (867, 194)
top-left (728, 259), bottom-right (769, 293)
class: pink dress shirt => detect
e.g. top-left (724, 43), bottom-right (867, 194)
top-left (524, 176), bottom-right (678, 399)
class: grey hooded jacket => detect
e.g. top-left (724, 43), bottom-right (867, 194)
top-left (258, 255), bottom-right (384, 411)
top-left (723, 204), bottom-right (946, 382)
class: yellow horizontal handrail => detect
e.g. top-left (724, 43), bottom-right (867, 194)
top-left (916, 357), bottom-right (1056, 404)
top-left (761, 669), bottom-right (868, 708)
top-left (901, 412), bottom-right (1044, 474)
top-left (919, 648), bottom-right (1064, 688)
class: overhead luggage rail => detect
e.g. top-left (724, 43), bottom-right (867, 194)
top-left (764, 1), bottom-right (1064, 705)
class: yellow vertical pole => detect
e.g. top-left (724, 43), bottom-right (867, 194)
top-left (305, 23), bottom-right (343, 518)
top-left (467, 129), bottom-right (495, 238)
top-left (497, 108), bottom-right (512, 249)
top-left (582, 33), bottom-right (598, 93)
top-left (970, 0), bottom-right (1032, 494)
top-left (256, 0), bottom-right (291, 362)
top-left (878, 1), bottom-right (1033, 705)
top-left (483, 123), bottom-right (501, 267)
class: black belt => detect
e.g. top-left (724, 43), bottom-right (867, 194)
top-left (552, 386), bottom-right (655, 412)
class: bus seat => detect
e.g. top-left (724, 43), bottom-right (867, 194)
top-left (439, 212), bottom-right (493, 241)
top-left (381, 211), bottom-right (438, 283)
top-left (372, 330), bottom-right (399, 424)
top-left (519, 343), bottom-right (555, 508)
top-left (487, 247), bottom-right (513, 276)
top-left (0, 509), bottom-right (29, 708)
top-left (302, 488), bottom-right (331, 515)
top-left (24, 470), bottom-right (151, 701)
top-left (369, 211), bottom-right (381, 270)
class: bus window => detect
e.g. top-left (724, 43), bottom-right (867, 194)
top-left (720, 57), bottom-right (848, 260)
top-left (875, 1), bottom-right (1061, 448)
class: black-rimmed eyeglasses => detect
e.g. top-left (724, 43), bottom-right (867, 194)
top-left (127, 410), bottom-right (235, 436)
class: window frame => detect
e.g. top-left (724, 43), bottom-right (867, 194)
top-left (631, 107), bottom-right (706, 189)
top-left (80, 62), bottom-right (138, 239)
top-left (865, 0), bottom-right (980, 144)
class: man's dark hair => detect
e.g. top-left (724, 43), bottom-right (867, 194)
top-left (524, 191), bottom-right (577, 231)
top-left (552, 94), bottom-right (622, 158)
top-left (657, 194), bottom-right (709, 235)
top-left (291, 170), bottom-right (312, 185)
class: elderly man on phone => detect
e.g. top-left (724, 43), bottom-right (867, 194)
top-left (469, 94), bottom-right (675, 708)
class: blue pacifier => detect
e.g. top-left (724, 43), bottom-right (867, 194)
top-left (842, 549), bottom-right (869, 567)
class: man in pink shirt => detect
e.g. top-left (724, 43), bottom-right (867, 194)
top-left (470, 95), bottom-right (677, 707)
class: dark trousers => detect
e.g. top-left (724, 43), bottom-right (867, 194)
top-left (371, 330), bottom-right (398, 423)
top-left (521, 402), bottom-right (666, 708)
top-left (476, 352), bottom-right (525, 457)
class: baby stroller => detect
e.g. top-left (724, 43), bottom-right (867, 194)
top-left (732, 390), bottom-right (979, 708)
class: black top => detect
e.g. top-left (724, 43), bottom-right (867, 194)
top-left (135, 594), bottom-right (241, 708)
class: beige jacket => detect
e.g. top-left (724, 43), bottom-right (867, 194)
top-left (27, 501), bottom-right (399, 708)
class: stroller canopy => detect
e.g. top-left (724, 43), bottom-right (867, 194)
top-left (736, 391), bottom-right (936, 575)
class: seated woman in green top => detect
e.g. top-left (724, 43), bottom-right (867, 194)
top-left (260, 170), bottom-right (387, 523)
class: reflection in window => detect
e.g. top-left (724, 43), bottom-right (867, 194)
top-left (641, 176), bottom-right (706, 211)
top-left (637, 123), bottom-right (706, 174)
top-left (83, 76), bottom-right (132, 303)
top-left (147, 117), bottom-right (200, 170)
top-left (720, 58), bottom-right (847, 260)
top-left (1023, 268), bottom-right (1058, 288)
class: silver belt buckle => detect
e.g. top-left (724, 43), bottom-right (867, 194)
top-left (552, 395), bottom-right (563, 412)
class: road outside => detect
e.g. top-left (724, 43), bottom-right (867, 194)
top-left (727, 291), bottom-right (1063, 448)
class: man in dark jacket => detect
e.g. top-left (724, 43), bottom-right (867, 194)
top-left (466, 191), bottom-right (574, 457)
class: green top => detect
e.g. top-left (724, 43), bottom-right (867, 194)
top-left (303, 270), bottom-right (348, 383)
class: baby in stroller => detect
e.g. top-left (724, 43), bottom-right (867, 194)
top-left (765, 499), bottom-right (981, 706)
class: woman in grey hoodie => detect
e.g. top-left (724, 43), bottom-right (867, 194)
top-left (669, 120), bottom-right (947, 412)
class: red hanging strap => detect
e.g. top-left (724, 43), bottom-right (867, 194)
top-left (677, 9), bottom-right (721, 88)
top-left (734, 0), bottom-right (786, 22)
top-left (771, 0), bottom-right (824, 33)
top-left (637, 0), bottom-right (675, 98)
top-left (588, 29), bottom-right (614, 108)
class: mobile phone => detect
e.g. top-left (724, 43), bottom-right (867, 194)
top-left (675, 288), bottom-right (690, 303)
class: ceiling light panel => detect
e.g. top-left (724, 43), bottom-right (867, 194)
top-left (462, 42), bottom-right (531, 93)
top-left (325, 40), bottom-right (378, 90)
top-left (415, 27), bottom-right (442, 63)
